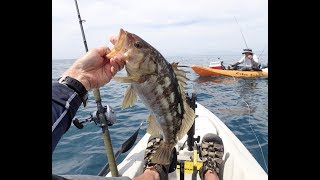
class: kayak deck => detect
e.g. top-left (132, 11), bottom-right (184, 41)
top-left (191, 65), bottom-right (268, 77)
top-left (106, 103), bottom-right (267, 180)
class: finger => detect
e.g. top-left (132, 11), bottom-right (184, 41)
top-left (105, 67), bottom-right (114, 80)
top-left (110, 59), bottom-right (121, 72)
top-left (95, 46), bottom-right (111, 56)
top-left (112, 56), bottom-right (125, 69)
top-left (110, 33), bottom-right (119, 45)
top-left (110, 66), bottom-right (117, 76)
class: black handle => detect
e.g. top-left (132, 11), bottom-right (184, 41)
top-left (73, 118), bottom-right (84, 129)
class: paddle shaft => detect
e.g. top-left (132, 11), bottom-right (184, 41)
top-left (74, 0), bottom-right (119, 176)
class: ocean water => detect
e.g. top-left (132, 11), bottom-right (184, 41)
top-left (52, 54), bottom-right (268, 175)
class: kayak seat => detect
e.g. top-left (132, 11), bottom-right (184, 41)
top-left (143, 136), bottom-right (177, 180)
top-left (199, 133), bottom-right (224, 180)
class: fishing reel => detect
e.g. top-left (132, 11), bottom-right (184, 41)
top-left (72, 105), bottom-right (117, 129)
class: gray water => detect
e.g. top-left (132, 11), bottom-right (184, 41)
top-left (52, 54), bottom-right (268, 175)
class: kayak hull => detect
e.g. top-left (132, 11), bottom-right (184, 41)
top-left (191, 65), bottom-right (268, 77)
top-left (106, 103), bottom-right (268, 180)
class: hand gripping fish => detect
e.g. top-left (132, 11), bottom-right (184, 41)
top-left (107, 29), bottom-right (195, 165)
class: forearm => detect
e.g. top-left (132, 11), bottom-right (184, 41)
top-left (52, 81), bottom-right (83, 152)
top-left (233, 57), bottom-right (244, 66)
top-left (232, 62), bottom-right (240, 66)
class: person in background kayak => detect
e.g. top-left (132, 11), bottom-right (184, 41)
top-left (228, 48), bottom-right (261, 71)
top-left (52, 34), bottom-right (223, 180)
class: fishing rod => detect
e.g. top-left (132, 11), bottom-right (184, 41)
top-left (74, 0), bottom-right (88, 52)
top-left (234, 16), bottom-right (249, 49)
top-left (73, 0), bottom-right (119, 176)
top-left (234, 16), bottom-right (267, 61)
top-left (98, 121), bottom-right (144, 176)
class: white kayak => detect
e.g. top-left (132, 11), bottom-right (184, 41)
top-left (106, 102), bottom-right (268, 180)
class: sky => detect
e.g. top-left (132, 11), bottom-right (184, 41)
top-left (52, 0), bottom-right (268, 60)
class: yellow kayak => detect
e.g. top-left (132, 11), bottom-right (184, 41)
top-left (191, 65), bottom-right (268, 78)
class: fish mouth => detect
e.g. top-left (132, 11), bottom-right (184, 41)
top-left (106, 28), bottom-right (129, 59)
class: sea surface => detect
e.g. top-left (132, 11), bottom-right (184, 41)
top-left (52, 54), bottom-right (268, 175)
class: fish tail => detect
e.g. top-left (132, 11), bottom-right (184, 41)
top-left (151, 142), bottom-right (174, 165)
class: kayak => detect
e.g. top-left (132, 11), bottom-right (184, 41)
top-left (191, 65), bottom-right (268, 78)
top-left (105, 102), bottom-right (268, 180)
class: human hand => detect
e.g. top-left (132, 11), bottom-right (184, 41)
top-left (61, 47), bottom-right (125, 90)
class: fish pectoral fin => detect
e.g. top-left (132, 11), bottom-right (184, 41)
top-left (121, 85), bottom-right (138, 109)
top-left (113, 76), bottom-right (139, 83)
top-left (177, 102), bottom-right (196, 140)
top-left (146, 114), bottom-right (161, 136)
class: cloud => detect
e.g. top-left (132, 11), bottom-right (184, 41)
top-left (52, 0), bottom-right (267, 59)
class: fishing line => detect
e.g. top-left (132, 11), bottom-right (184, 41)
top-left (234, 16), bottom-right (249, 49)
top-left (231, 76), bottom-right (268, 173)
top-left (258, 45), bottom-right (266, 60)
top-left (178, 64), bottom-right (268, 171)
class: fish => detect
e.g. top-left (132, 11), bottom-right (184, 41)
top-left (106, 29), bottom-right (195, 165)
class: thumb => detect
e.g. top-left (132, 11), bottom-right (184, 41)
top-left (95, 46), bottom-right (111, 57)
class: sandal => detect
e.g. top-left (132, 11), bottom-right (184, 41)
top-left (199, 133), bottom-right (224, 180)
top-left (143, 136), bottom-right (177, 180)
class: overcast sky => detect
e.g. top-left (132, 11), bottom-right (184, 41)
top-left (52, 0), bottom-right (268, 60)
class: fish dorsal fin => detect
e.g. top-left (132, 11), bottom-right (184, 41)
top-left (146, 114), bottom-right (162, 136)
top-left (171, 63), bottom-right (195, 140)
top-left (171, 62), bottom-right (189, 92)
top-left (121, 85), bottom-right (138, 109)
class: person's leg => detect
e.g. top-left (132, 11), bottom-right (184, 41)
top-left (53, 174), bottom-right (131, 180)
top-left (133, 136), bottom-right (177, 180)
top-left (199, 133), bottom-right (224, 180)
top-left (132, 169), bottom-right (159, 180)
top-left (228, 65), bottom-right (240, 70)
top-left (240, 66), bottom-right (252, 71)
top-left (252, 63), bottom-right (263, 71)
top-left (204, 170), bottom-right (219, 180)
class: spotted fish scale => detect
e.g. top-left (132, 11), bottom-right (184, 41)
top-left (106, 29), bottom-right (195, 164)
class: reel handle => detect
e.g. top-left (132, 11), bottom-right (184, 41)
top-left (73, 118), bottom-right (84, 129)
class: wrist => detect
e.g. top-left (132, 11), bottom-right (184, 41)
top-left (72, 75), bottom-right (91, 91)
top-left (61, 72), bottom-right (91, 91)
top-left (58, 76), bottom-right (89, 107)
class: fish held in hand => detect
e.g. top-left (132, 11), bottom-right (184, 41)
top-left (107, 29), bottom-right (195, 165)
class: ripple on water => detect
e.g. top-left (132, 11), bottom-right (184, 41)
top-left (52, 56), bottom-right (268, 174)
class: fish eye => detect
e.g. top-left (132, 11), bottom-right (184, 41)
top-left (134, 41), bottom-right (142, 48)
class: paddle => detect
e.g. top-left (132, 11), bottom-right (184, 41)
top-left (98, 121), bottom-right (143, 176)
